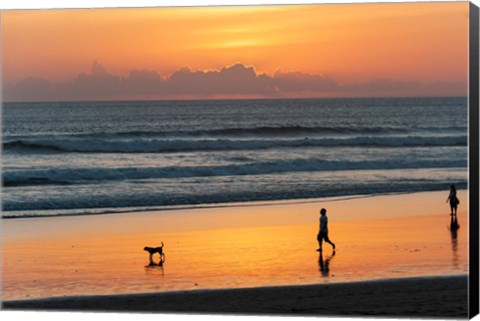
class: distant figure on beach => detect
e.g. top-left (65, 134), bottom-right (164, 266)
top-left (317, 208), bottom-right (335, 252)
top-left (446, 184), bottom-right (459, 215)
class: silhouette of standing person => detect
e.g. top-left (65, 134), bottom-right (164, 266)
top-left (317, 208), bottom-right (335, 252)
top-left (446, 184), bottom-right (459, 215)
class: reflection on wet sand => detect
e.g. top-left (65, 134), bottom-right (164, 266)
top-left (318, 251), bottom-right (336, 277)
top-left (145, 264), bottom-right (165, 276)
top-left (449, 214), bottom-right (460, 269)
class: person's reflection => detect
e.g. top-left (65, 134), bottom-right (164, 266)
top-left (318, 250), bottom-right (336, 277)
top-left (449, 214), bottom-right (460, 269)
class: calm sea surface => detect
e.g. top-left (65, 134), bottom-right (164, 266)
top-left (2, 97), bottom-right (468, 218)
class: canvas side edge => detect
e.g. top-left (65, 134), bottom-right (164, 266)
top-left (469, 1), bottom-right (480, 319)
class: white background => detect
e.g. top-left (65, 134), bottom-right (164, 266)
top-left (1, 1), bottom-right (479, 321)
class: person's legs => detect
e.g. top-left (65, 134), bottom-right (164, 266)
top-left (450, 202), bottom-right (457, 215)
top-left (324, 234), bottom-right (335, 250)
top-left (317, 234), bottom-right (324, 251)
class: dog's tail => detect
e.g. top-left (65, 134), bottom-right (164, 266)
top-left (161, 241), bottom-right (164, 248)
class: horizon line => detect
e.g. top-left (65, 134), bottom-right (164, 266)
top-left (2, 95), bottom-right (468, 105)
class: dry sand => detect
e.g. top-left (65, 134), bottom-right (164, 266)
top-left (2, 275), bottom-right (468, 318)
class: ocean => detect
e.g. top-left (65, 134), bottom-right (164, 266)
top-left (1, 97), bottom-right (468, 218)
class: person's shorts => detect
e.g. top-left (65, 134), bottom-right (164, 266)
top-left (317, 232), bottom-right (329, 242)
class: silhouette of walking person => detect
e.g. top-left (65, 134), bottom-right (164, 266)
top-left (446, 184), bottom-right (460, 215)
top-left (316, 208), bottom-right (335, 252)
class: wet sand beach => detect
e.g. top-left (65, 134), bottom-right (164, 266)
top-left (1, 190), bottom-right (469, 317)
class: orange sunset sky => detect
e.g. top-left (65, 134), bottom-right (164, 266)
top-left (1, 1), bottom-right (470, 101)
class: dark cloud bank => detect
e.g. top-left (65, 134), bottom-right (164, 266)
top-left (3, 62), bottom-right (467, 102)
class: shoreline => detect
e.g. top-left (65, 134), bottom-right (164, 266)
top-left (0, 191), bottom-right (381, 220)
top-left (1, 188), bottom-right (467, 220)
top-left (2, 275), bottom-right (468, 317)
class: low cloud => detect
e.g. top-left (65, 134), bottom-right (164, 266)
top-left (121, 69), bottom-right (165, 99)
top-left (2, 62), bottom-right (467, 102)
top-left (56, 61), bottom-right (122, 101)
top-left (167, 64), bottom-right (275, 97)
top-left (3, 77), bottom-right (53, 102)
top-left (273, 70), bottom-right (340, 94)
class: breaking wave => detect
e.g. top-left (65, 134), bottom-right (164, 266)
top-left (3, 157), bottom-right (466, 187)
top-left (3, 135), bottom-right (467, 154)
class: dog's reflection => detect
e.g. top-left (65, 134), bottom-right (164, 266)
top-left (145, 263), bottom-right (164, 276)
top-left (318, 250), bottom-right (335, 277)
top-left (146, 259), bottom-right (165, 267)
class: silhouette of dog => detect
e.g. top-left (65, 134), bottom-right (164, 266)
top-left (144, 242), bottom-right (165, 264)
